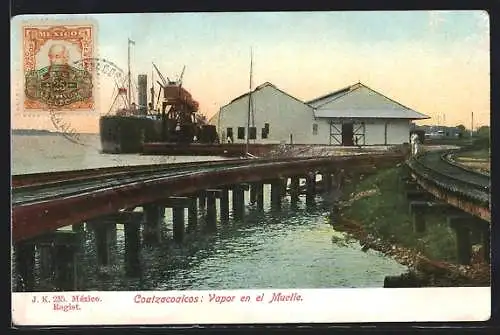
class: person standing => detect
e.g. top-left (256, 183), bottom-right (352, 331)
top-left (410, 132), bottom-right (420, 156)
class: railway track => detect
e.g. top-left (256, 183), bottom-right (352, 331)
top-left (407, 149), bottom-right (490, 206)
top-left (12, 153), bottom-right (401, 207)
top-left (445, 150), bottom-right (490, 177)
top-left (11, 156), bottom-right (328, 189)
top-left (12, 158), bottom-right (246, 188)
top-left (12, 153), bottom-right (404, 242)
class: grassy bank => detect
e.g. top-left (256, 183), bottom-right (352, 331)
top-left (457, 148), bottom-right (490, 160)
top-left (340, 166), bottom-right (457, 262)
top-left (455, 149), bottom-right (490, 174)
top-left (333, 166), bottom-right (490, 286)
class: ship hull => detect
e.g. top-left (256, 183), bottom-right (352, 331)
top-left (99, 116), bottom-right (162, 154)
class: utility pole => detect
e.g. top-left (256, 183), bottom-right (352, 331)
top-left (127, 38), bottom-right (135, 108)
top-left (470, 111), bottom-right (474, 137)
top-left (245, 47), bottom-right (253, 156)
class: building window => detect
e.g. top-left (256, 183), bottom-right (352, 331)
top-left (226, 128), bottom-right (233, 141)
top-left (249, 127), bottom-right (257, 140)
top-left (262, 128), bottom-right (268, 139)
top-left (237, 127), bottom-right (245, 139)
top-left (312, 123), bottom-right (318, 135)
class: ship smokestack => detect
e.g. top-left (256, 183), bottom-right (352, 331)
top-left (138, 74), bottom-right (148, 114)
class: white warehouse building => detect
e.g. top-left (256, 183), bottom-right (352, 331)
top-left (210, 82), bottom-right (429, 146)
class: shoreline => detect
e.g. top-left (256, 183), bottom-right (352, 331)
top-left (332, 216), bottom-right (489, 287)
top-left (328, 165), bottom-right (490, 287)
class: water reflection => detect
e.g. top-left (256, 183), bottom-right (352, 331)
top-left (68, 194), bottom-right (407, 291)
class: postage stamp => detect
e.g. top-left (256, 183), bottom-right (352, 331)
top-left (11, 11), bottom-right (491, 328)
top-left (22, 21), bottom-right (96, 111)
top-left (47, 57), bottom-right (125, 146)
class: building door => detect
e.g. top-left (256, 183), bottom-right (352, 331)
top-left (329, 121), bottom-right (342, 145)
top-left (353, 122), bottom-right (366, 146)
top-left (342, 123), bottom-right (354, 146)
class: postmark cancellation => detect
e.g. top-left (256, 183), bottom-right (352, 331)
top-left (21, 19), bottom-right (97, 111)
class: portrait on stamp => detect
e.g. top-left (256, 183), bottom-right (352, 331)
top-left (11, 11), bottom-right (490, 326)
top-left (23, 24), bottom-right (95, 110)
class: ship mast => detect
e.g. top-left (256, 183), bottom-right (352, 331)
top-left (150, 65), bottom-right (155, 113)
top-left (246, 47), bottom-right (253, 156)
top-left (128, 38), bottom-right (135, 108)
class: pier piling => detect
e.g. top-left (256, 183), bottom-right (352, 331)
top-left (281, 178), bottom-right (288, 197)
top-left (251, 183), bottom-right (264, 211)
top-left (172, 207), bottom-right (185, 243)
top-left (124, 217), bottom-right (141, 276)
top-left (409, 201), bottom-right (427, 233)
top-left (38, 246), bottom-right (52, 278)
top-left (323, 172), bottom-right (333, 193)
top-left (198, 190), bottom-right (207, 210)
top-left (249, 183), bottom-right (258, 205)
top-left (220, 187), bottom-right (230, 221)
top-left (34, 231), bottom-right (80, 290)
top-left (205, 190), bottom-right (221, 230)
top-left (14, 241), bottom-right (35, 291)
top-left (187, 195), bottom-right (199, 231)
top-left (448, 216), bottom-right (473, 265)
top-left (270, 179), bottom-right (282, 210)
top-left (290, 177), bottom-right (300, 204)
top-left (88, 220), bottom-right (117, 266)
top-left (165, 197), bottom-right (194, 242)
top-left (142, 204), bottom-right (164, 245)
top-left (232, 185), bottom-right (246, 220)
top-left (53, 243), bottom-right (78, 291)
top-left (305, 172), bottom-right (316, 207)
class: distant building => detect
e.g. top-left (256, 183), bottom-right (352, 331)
top-left (210, 82), bottom-right (430, 146)
top-left (210, 82), bottom-right (314, 145)
top-left (415, 125), bottom-right (461, 139)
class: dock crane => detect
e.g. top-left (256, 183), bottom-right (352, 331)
top-left (149, 63), bottom-right (217, 144)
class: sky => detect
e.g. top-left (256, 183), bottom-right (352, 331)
top-left (11, 11), bottom-right (490, 133)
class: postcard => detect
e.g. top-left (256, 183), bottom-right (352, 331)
top-left (11, 11), bottom-right (491, 326)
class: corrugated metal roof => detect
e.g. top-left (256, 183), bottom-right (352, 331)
top-left (228, 82), bottom-right (274, 105)
top-left (221, 81), bottom-right (307, 109)
top-left (307, 83), bottom-right (362, 107)
top-left (314, 108), bottom-right (430, 119)
top-left (309, 82), bottom-right (430, 120)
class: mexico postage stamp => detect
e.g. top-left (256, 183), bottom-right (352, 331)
top-left (22, 21), bottom-right (96, 111)
top-left (11, 11), bottom-right (491, 328)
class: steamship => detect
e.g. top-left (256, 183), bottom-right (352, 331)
top-left (99, 39), bottom-right (217, 154)
top-left (99, 75), bottom-right (162, 154)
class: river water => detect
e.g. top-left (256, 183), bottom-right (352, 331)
top-left (12, 134), bottom-right (407, 291)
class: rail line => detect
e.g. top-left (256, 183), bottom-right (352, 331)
top-left (13, 161), bottom-right (256, 205)
top-left (406, 148), bottom-right (490, 221)
top-left (12, 153), bottom-right (404, 242)
top-left (12, 156), bottom-right (331, 189)
top-left (444, 150), bottom-right (490, 177)
top-left (12, 158), bottom-right (242, 188)
top-left (12, 153), bottom-right (398, 206)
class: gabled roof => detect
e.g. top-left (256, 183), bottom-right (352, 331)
top-left (314, 109), bottom-right (430, 119)
top-left (308, 82), bottom-right (430, 120)
top-left (208, 112), bottom-right (218, 125)
top-left (306, 83), bottom-right (360, 107)
top-left (220, 82), bottom-right (308, 109)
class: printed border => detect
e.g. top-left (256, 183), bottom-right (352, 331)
top-left (11, 288), bottom-right (491, 325)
